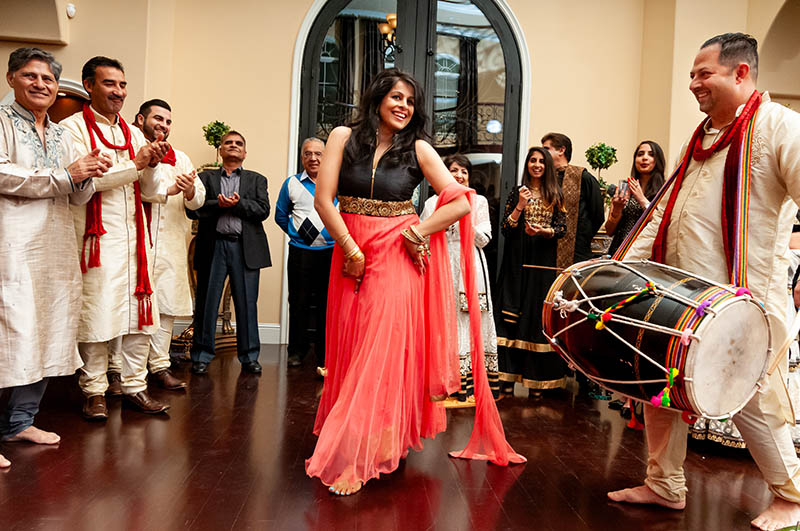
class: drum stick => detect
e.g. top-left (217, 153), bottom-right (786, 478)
top-left (522, 265), bottom-right (564, 271)
top-left (767, 306), bottom-right (800, 376)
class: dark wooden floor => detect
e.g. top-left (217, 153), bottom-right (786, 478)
top-left (0, 344), bottom-right (772, 530)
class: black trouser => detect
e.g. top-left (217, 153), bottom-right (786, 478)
top-left (287, 245), bottom-right (333, 366)
top-left (192, 236), bottom-right (261, 364)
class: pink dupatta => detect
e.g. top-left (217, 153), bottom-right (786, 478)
top-left (426, 182), bottom-right (526, 465)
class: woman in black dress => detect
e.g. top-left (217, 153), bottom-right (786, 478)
top-left (606, 140), bottom-right (666, 256)
top-left (496, 147), bottom-right (567, 394)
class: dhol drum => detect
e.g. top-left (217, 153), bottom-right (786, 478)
top-left (542, 259), bottom-right (771, 419)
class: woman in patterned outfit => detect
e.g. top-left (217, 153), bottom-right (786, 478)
top-left (495, 147), bottom-right (567, 393)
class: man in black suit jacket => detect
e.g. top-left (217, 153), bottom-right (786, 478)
top-left (187, 130), bottom-right (270, 374)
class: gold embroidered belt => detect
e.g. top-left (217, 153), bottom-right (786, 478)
top-left (338, 195), bottom-right (416, 217)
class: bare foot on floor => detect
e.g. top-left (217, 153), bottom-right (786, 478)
top-left (607, 485), bottom-right (686, 510)
top-left (751, 498), bottom-right (800, 531)
top-left (328, 467), bottom-right (363, 496)
top-left (4, 426), bottom-right (60, 445)
top-left (0, 454), bottom-right (9, 468)
top-left (328, 478), bottom-right (362, 496)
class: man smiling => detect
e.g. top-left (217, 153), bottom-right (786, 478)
top-left (0, 47), bottom-right (106, 467)
top-left (61, 56), bottom-right (171, 419)
top-left (132, 98), bottom-right (205, 390)
top-left (607, 33), bottom-right (800, 531)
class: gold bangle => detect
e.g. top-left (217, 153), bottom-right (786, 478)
top-left (401, 228), bottom-right (424, 245)
top-left (344, 245), bottom-right (362, 260)
top-left (507, 215), bottom-right (519, 228)
top-left (337, 233), bottom-right (352, 248)
top-left (409, 224), bottom-right (425, 242)
top-left (346, 249), bottom-right (365, 263)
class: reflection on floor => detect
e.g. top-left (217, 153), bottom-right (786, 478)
top-left (0, 344), bottom-right (770, 530)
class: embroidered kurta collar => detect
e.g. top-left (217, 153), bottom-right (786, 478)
top-left (10, 100), bottom-right (51, 128)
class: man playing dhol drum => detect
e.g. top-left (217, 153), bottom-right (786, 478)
top-left (606, 33), bottom-right (800, 531)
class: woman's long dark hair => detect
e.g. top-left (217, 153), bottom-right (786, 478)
top-left (630, 140), bottom-right (666, 199)
top-left (522, 146), bottom-right (562, 209)
top-left (343, 68), bottom-right (430, 167)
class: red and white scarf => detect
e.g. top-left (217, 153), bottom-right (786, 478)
top-left (81, 103), bottom-right (154, 328)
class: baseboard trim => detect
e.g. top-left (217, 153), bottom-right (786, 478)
top-left (173, 319), bottom-right (281, 344)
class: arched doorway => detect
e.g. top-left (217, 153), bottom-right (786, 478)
top-left (760, 1), bottom-right (800, 111)
top-left (297, 0), bottom-right (525, 284)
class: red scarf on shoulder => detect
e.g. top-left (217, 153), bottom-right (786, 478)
top-left (81, 103), bottom-right (154, 329)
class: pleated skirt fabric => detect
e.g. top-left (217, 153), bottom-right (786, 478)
top-left (305, 212), bottom-right (448, 487)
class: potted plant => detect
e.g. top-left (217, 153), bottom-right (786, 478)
top-left (199, 120), bottom-right (231, 171)
top-left (585, 142), bottom-right (618, 256)
top-left (584, 142), bottom-right (618, 192)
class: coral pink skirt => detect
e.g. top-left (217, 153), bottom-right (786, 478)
top-left (305, 212), bottom-right (450, 487)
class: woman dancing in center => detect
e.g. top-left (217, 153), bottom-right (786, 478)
top-left (307, 69), bottom-right (522, 496)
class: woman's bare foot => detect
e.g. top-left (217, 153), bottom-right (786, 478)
top-left (0, 454), bottom-right (9, 468)
top-left (328, 478), bottom-right (362, 496)
top-left (4, 426), bottom-right (60, 445)
top-left (607, 485), bottom-right (686, 510)
top-left (751, 497), bottom-right (800, 531)
top-left (327, 466), bottom-right (363, 496)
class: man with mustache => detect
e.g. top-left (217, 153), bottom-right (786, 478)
top-left (0, 47), bottom-right (107, 467)
top-left (607, 33), bottom-right (800, 531)
top-left (188, 130), bottom-right (270, 375)
top-left (275, 137), bottom-right (333, 372)
top-left (61, 56), bottom-right (171, 419)
top-left (129, 98), bottom-right (205, 390)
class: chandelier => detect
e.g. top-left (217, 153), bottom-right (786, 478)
top-left (377, 13), bottom-right (397, 51)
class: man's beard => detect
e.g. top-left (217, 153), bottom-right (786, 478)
top-left (143, 123), bottom-right (168, 142)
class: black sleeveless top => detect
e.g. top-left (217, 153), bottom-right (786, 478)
top-left (338, 151), bottom-right (423, 202)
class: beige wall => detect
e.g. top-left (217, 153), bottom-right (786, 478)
top-left (636, 0), bottom-right (675, 153)
top-left (0, 0), bottom-right (793, 337)
top-left (168, 0), bottom-right (316, 325)
top-left (509, 0), bottom-right (645, 183)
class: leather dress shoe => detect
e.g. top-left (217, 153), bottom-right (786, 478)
top-left (82, 394), bottom-right (108, 421)
top-left (287, 354), bottom-right (302, 368)
top-left (106, 371), bottom-right (122, 396)
top-left (123, 391), bottom-right (169, 414)
top-left (150, 369), bottom-right (187, 390)
top-left (192, 361), bottom-right (209, 374)
top-left (242, 360), bottom-right (262, 374)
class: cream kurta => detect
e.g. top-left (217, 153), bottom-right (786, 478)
top-left (0, 102), bottom-right (94, 388)
top-left (627, 94), bottom-right (800, 343)
top-left (149, 148), bottom-right (205, 317)
top-left (61, 107), bottom-right (165, 342)
top-left (625, 93), bottom-right (800, 504)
